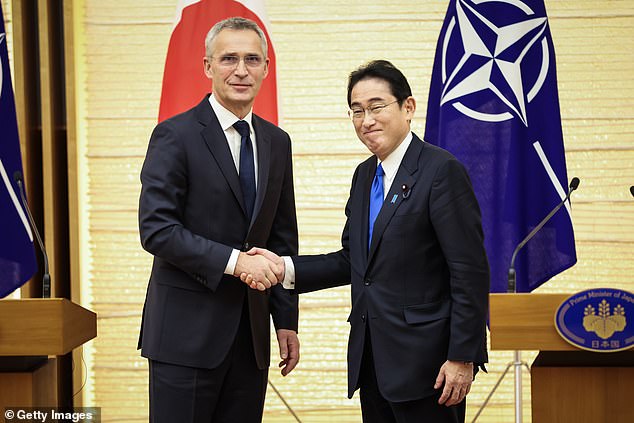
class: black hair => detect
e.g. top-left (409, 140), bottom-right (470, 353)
top-left (347, 60), bottom-right (412, 107)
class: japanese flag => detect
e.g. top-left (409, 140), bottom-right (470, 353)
top-left (158, 0), bottom-right (278, 124)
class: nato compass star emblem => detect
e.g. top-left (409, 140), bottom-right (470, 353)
top-left (440, 0), bottom-right (550, 126)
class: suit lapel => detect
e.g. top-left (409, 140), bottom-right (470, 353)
top-left (367, 137), bottom-right (423, 264)
top-left (252, 115), bottom-right (271, 226)
top-left (197, 99), bottom-right (248, 217)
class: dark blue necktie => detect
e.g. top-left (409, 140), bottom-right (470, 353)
top-left (368, 163), bottom-right (384, 250)
top-left (233, 120), bottom-right (256, 220)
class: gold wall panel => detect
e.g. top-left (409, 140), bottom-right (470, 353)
top-left (3, 0), bottom-right (633, 421)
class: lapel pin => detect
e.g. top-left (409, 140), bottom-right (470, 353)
top-left (391, 194), bottom-right (398, 204)
top-left (402, 184), bottom-right (411, 199)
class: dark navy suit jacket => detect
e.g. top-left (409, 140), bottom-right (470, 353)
top-left (138, 95), bottom-right (299, 370)
top-left (292, 134), bottom-right (489, 402)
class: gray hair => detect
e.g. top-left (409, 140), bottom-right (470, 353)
top-left (205, 17), bottom-right (268, 59)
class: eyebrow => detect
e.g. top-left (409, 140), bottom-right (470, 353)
top-left (216, 49), bottom-right (263, 56)
top-left (350, 97), bottom-right (389, 107)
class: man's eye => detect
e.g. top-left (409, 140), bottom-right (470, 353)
top-left (221, 56), bottom-right (239, 64)
top-left (245, 56), bottom-right (262, 66)
top-left (369, 105), bottom-right (386, 113)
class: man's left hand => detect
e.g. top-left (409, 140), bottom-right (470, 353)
top-left (276, 329), bottom-right (300, 376)
top-left (435, 360), bottom-right (474, 406)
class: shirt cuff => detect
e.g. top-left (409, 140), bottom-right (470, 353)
top-left (224, 249), bottom-right (240, 276)
top-left (282, 256), bottom-right (295, 289)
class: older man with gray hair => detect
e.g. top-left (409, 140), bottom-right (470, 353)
top-left (138, 17), bottom-right (300, 422)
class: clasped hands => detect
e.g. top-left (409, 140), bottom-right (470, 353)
top-left (234, 248), bottom-right (285, 291)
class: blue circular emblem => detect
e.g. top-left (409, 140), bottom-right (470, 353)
top-left (555, 288), bottom-right (634, 352)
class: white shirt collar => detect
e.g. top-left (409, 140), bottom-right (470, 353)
top-left (378, 131), bottom-right (413, 182)
top-left (208, 94), bottom-right (253, 132)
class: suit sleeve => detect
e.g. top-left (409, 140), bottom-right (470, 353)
top-left (429, 157), bottom-right (490, 365)
top-left (266, 134), bottom-right (300, 331)
top-left (138, 120), bottom-right (233, 291)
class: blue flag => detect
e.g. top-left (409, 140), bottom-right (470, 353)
top-left (0, 3), bottom-right (37, 298)
top-left (425, 0), bottom-right (576, 293)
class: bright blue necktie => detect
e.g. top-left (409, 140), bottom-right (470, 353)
top-left (368, 163), bottom-right (384, 250)
top-left (233, 120), bottom-right (256, 220)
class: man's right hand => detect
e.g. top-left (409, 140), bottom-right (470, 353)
top-left (234, 251), bottom-right (279, 291)
top-left (240, 248), bottom-right (286, 289)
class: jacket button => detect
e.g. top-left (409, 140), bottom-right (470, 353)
top-left (244, 242), bottom-right (250, 250)
top-left (361, 314), bottom-right (366, 322)
top-left (364, 279), bottom-right (371, 286)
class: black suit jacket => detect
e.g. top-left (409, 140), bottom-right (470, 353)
top-left (138, 96), bottom-right (299, 370)
top-left (292, 134), bottom-right (489, 402)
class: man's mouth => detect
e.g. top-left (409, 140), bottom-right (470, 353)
top-left (363, 129), bottom-right (381, 136)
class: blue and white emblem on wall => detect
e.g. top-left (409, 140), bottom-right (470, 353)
top-left (555, 289), bottom-right (634, 352)
top-left (440, 0), bottom-right (550, 126)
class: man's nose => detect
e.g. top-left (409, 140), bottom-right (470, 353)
top-left (234, 58), bottom-right (249, 76)
top-left (361, 112), bottom-right (376, 126)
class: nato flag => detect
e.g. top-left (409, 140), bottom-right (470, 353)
top-left (425, 0), bottom-right (576, 293)
top-left (0, 3), bottom-right (37, 297)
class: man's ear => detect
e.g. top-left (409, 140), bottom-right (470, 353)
top-left (404, 96), bottom-right (416, 121)
top-left (203, 56), bottom-right (213, 80)
top-left (263, 57), bottom-right (270, 79)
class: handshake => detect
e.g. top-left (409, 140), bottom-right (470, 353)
top-left (233, 248), bottom-right (287, 291)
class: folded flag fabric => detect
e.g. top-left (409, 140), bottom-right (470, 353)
top-left (425, 0), bottom-right (576, 292)
top-left (0, 3), bottom-right (37, 298)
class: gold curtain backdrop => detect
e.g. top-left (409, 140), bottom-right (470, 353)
top-left (3, 0), bottom-right (634, 421)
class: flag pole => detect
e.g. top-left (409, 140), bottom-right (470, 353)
top-left (513, 351), bottom-right (524, 423)
top-left (474, 267), bottom-right (530, 423)
top-left (471, 349), bottom-right (530, 423)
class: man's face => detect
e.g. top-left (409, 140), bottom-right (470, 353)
top-left (204, 29), bottom-right (269, 117)
top-left (349, 78), bottom-right (415, 161)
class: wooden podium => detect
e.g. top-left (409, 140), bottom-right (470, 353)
top-left (490, 293), bottom-right (634, 423)
top-left (0, 298), bottom-right (97, 407)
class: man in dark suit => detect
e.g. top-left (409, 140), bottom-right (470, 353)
top-left (138, 17), bottom-right (299, 423)
top-left (243, 60), bottom-right (489, 423)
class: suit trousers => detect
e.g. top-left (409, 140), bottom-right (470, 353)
top-left (149, 299), bottom-right (268, 423)
top-left (358, 328), bottom-right (466, 423)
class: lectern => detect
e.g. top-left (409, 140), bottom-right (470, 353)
top-left (0, 299), bottom-right (97, 407)
top-left (490, 293), bottom-right (634, 423)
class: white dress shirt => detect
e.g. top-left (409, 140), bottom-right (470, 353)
top-left (282, 132), bottom-right (414, 288)
top-left (208, 94), bottom-right (259, 276)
